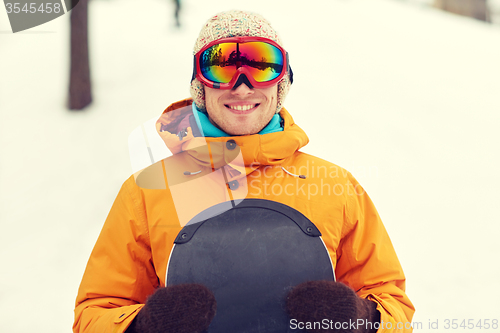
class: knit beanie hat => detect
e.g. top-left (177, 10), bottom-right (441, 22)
top-left (190, 10), bottom-right (292, 113)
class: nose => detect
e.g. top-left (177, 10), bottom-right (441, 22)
top-left (231, 82), bottom-right (254, 97)
top-left (231, 73), bottom-right (254, 92)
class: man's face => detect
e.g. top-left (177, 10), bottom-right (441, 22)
top-left (204, 83), bottom-right (278, 136)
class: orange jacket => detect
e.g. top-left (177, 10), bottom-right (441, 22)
top-left (74, 99), bottom-right (415, 332)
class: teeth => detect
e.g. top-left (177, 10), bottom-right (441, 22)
top-left (228, 104), bottom-right (256, 111)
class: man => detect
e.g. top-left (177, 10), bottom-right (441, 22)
top-left (74, 10), bottom-right (414, 333)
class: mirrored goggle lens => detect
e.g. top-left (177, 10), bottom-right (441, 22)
top-left (199, 42), bottom-right (284, 84)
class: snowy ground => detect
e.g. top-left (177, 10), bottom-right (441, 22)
top-left (1, 0), bottom-right (499, 332)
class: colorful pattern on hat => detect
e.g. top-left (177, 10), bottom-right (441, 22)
top-left (190, 10), bottom-right (292, 113)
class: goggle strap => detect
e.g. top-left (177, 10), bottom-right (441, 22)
top-left (287, 53), bottom-right (293, 84)
top-left (190, 55), bottom-right (197, 83)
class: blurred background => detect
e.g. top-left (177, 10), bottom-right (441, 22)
top-left (1, 0), bottom-right (499, 332)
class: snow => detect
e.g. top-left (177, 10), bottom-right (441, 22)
top-left (1, 0), bottom-right (500, 331)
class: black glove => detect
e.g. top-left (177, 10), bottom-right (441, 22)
top-left (126, 283), bottom-right (217, 333)
top-left (286, 281), bottom-right (380, 333)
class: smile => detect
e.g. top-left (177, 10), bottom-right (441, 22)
top-left (225, 103), bottom-right (259, 111)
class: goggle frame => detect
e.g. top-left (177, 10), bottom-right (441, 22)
top-left (191, 36), bottom-right (293, 90)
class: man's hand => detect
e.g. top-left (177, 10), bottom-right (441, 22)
top-left (126, 283), bottom-right (216, 333)
top-left (286, 281), bottom-right (380, 333)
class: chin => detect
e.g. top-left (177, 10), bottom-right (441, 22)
top-left (226, 130), bottom-right (251, 136)
top-left (225, 126), bottom-right (257, 136)
top-left (221, 121), bottom-right (258, 136)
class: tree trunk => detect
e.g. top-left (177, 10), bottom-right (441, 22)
top-left (434, 0), bottom-right (491, 22)
top-left (69, 0), bottom-right (92, 110)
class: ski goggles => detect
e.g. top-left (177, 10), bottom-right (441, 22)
top-left (191, 36), bottom-right (293, 89)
